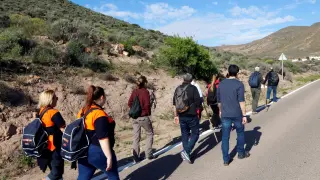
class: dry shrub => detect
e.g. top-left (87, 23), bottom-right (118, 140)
top-left (124, 74), bottom-right (137, 84)
top-left (99, 73), bottom-right (119, 81)
top-left (71, 86), bottom-right (86, 95)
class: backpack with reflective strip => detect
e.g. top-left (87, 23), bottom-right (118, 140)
top-left (60, 108), bottom-right (98, 162)
top-left (22, 108), bottom-right (50, 157)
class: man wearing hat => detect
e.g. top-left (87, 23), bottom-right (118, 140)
top-left (264, 67), bottom-right (280, 103)
top-left (248, 67), bottom-right (264, 114)
top-left (173, 73), bottom-right (202, 164)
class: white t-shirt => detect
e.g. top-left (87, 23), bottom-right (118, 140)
top-left (191, 81), bottom-right (203, 98)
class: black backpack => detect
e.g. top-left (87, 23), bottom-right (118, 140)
top-left (269, 71), bottom-right (279, 85)
top-left (60, 108), bottom-right (98, 162)
top-left (174, 85), bottom-right (190, 113)
top-left (129, 95), bottom-right (142, 119)
top-left (249, 72), bottom-right (260, 88)
top-left (22, 108), bottom-right (50, 157)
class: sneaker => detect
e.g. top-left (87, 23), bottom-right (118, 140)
top-left (133, 151), bottom-right (141, 163)
top-left (224, 161), bottom-right (230, 166)
top-left (180, 151), bottom-right (192, 164)
top-left (252, 112), bottom-right (258, 115)
top-left (147, 154), bottom-right (158, 160)
top-left (238, 152), bottom-right (250, 159)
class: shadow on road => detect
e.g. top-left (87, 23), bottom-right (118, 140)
top-left (192, 132), bottom-right (222, 162)
top-left (230, 126), bottom-right (262, 162)
top-left (123, 153), bottom-right (182, 180)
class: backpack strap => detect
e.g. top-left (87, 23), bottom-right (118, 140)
top-left (38, 107), bottom-right (52, 120)
top-left (81, 108), bottom-right (100, 119)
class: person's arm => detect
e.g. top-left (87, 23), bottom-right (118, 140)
top-left (128, 90), bottom-right (135, 108)
top-left (217, 86), bottom-right (221, 117)
top-left (52, 111), bottom-right (66, 132)
top-left (144, 90), bottom-right (151, 115)
top-left (238, 83), bottom-right (247, 124)
top-left (193, 86), bottom-right (201, 110)
top-left (263, 73), bottom-right (269, 85)
top-left (99, 138), bottom-right (113, 171)
top-left (173, 88), bottom-right (179, 124)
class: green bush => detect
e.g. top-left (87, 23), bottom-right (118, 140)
top-left (0, 15), bottom-right (10, 28)
top-left (155, 36), bottom-right (217, 81)
top-left (138, 39), bottom-right (151, 49)
top-left (284, 61), bottom-right (302, 74)
top-left (32, 46), bottom-right (58, 65)
top-left (122, 38), bottom-right (137, 56)
top-left (49, 19), bottom-right (74, 42)
top-left (66, 40), bottom-right (85, 66)
top-left (9, 14), bottom-right (47, 36)
top-left (0, 29), bottom-right (24, 57)
top-left (265, 59), bottom-right (274, 65)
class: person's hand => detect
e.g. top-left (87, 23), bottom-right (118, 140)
top-left (106, 157), bottom-right (112, 171)
top-left (242, 116), bottom-right (247, 125)
top-left (174, 116), bottom-right (179, 124)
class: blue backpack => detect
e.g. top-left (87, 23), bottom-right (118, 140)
top-left (60, 108), bottom-right (98, 162)
top-left (249, 72), bottom-right (260, 88)
top-left (22, 108), bottom-right (50, 157)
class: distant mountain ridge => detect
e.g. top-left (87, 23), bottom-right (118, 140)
top-left (217, 22), bottom-right (320, 58)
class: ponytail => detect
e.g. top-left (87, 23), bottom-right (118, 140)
top-left (210, 75), bottom-right (217, 92)
top-left (83, 85), bottom-right (105, 113)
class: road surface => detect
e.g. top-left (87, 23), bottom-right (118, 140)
top-left (119, 80), bottom-right (320, 180)
top-left (17, 80), bottom-right (320, 180)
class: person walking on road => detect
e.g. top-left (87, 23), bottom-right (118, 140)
top-left (248, 67), bottom-right (264, 114)
top-left (217, 65), bottom-right (250, 166)
top-left (207, 74), bottom-right (222, 130)
top-left (128, 76), bottom-right (155, 162)
top-left (191, 79), bottom-right (204, 119)
top-left (264, 67), bottom-right (279, 103)
top-left (173, 73), bottom-right (202, 164)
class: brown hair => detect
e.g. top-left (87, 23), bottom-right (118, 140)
top-left (210, 75), bottom-right (217, 92)
top-left (137, 76), bottom-right (148, 88)
top-left (84, 85), bottom-right (105, 113)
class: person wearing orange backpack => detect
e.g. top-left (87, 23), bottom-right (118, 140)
top-left (36, 90), bottom-right (66, 180)
top-left (77, 85), bottom-right (119, 180)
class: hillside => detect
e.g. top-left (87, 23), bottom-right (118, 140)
top-left (217, 23), bottom-right (320, 58)
top-left (0, 0), bottom-right (165, 50)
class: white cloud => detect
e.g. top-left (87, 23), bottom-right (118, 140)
top-left (143, 3), bottom-right (196, 23)
top-left (284, 0), bottom-right (317, 10)
top-left (157, 12), bottom-right (297, 45)
top-left (212, 2), bottom-right (218, 5)
top-left (230, 6), bottom-right (265, 17)
top-left (93, 3), bottom-right (140, 19)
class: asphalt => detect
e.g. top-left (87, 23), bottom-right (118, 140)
top-left (119, 80), bottom-right (320, 180)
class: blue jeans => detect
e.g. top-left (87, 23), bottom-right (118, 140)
top-left (179, 116), bottom-right (200, 155)
top-left (221, 117), bottom-right (245, 163)
top-left (78, 145), bottom-right (119, 180)
top-left (267, 86), bottom-right (277, 102)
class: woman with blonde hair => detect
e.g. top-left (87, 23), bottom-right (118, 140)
top-left (37, 90), bottom-right (66, 180)
top-left (77, 85), bottom-right (119, 180)
top-left (206, 74), bottom-right (222, 130)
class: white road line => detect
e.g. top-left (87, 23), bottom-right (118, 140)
top-left (92, 79), bottom-right (320, 180)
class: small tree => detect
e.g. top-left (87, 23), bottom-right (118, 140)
top-left (155, 36), bottom-right (217, 80)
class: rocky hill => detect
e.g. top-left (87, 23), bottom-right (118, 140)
top-left (217, 23), bottom-right (320, 58)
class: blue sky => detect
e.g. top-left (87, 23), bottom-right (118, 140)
top-left (72, 0), bottom-right (319, 46)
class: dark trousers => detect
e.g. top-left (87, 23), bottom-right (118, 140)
top-left (251, 88), bottom-right (261, 112)
top-left (78, 144), bottom-right (120, 180)
top-left (210, 105), bottom-right (221, 127)
top-left (179, 116), bottom-right (200, 155)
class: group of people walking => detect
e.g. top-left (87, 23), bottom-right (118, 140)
top-left (24, 64), bottom-right (280, 179)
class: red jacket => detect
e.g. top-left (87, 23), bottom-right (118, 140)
top-left (128, 88), bottom-right (151, 117)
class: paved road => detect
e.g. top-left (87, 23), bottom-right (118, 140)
top-left (119, 80), bottom-right (320, 180)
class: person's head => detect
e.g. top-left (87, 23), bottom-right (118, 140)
top-left (255, 67), bottom-right (260, 72)
top-left (85, 85), bottom-right (106, 111)
top-left (137, 76), bottom-right (148, 88)
top-left (183, 73), bottom-right (193, 83)
top-left (38, 90), bottom-right (58, 108)
top-left (228, 64), bottom-right (240, 77)
top-left (270, 67), bottom-right (274, 71)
